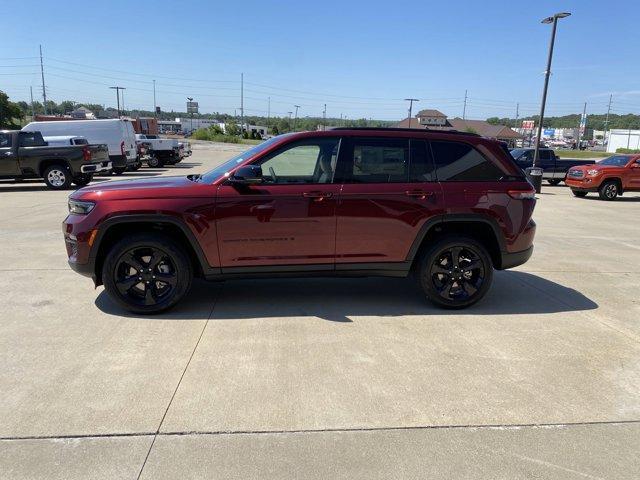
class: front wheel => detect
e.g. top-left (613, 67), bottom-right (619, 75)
top-left (43, 165), bottom-right (72, 189)
top-left (102, 234), bottom-right (193, 314)
top-left (72, 173), bottom-right (93, 187)
top-left (571, 189), bottom-right (588, 198)
top-left (547, 179), bottom-right (562, 186)
top-left (112, 166), bottom-right (126, 175)
top-left (417, 236), bottom-right (493, 309)
top-left (598, 180), bottom-right (619, 200)
top-left (147, 156), bottom-right (164, 168)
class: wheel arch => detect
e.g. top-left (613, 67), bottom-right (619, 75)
top-left (92, 215), bottom-right (213, 286)
top-left (408, 215), bottom-right (505, 270)
top-left (601, 176), bottom-right (623, 193)
top-left (39, 159), bottom-right (71, 177)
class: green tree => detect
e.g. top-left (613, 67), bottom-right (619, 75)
top-left (0, 91), bottom-right (22, 129)
top-left (225, 122), bottom-right (239, 136)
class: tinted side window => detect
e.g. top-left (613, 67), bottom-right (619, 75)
top-left (539, 149), bottom-right (552, 161)
top-left (18, 132), bottom-right (46, 147)
top-left (0, 133), bottom-right (11, 148)
top-left (345, 138), bottom-right (408, 183)
top-left (430, 141), bottom-right (505, 181)
top-left (409, 139), bottom-right (435, 182)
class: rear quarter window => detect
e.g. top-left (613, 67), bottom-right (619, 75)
top-left (430, 141), bottom-right (505, 181)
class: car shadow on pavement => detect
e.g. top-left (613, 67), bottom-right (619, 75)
top-left (581, 195), bottom-right (640, 202)
top-left (94, 270), bottom-right (597, 322)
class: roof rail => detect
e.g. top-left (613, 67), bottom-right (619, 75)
top-left (330, 127), bottom-right (480, 136)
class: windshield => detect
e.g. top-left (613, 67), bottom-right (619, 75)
top-left (200, 136), bottom-right (286, 183)
top-left (598, 155), bottom-right (630, 166)
top-left (510, 148), bottom-right (527, 159)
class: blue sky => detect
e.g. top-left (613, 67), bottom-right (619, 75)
top-left (3, 0), bottom-right (639, 120)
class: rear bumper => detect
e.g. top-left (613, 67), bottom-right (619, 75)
top-left (81, 161), bottom-right (112, 174)
top-left (500, 245), bottom-right (534, 270)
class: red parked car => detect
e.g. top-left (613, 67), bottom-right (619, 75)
top-left (566, 154), bottom-right (640, 200)
top-left (63, 128), bottom-right (537, 313)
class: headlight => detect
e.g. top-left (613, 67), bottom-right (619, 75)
top-left (68, 199), bottom-right (96, 215)
top-left (587, 169), bottom-right (600, 176)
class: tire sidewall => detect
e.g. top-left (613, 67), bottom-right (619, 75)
top-left (418, 236), bottom-right (493, 309)
top-left (102, 234), bottom-right (193, 314)
top-left (73, 174), bottom-right (93, 187)
top-left (599, 181), bottom-right (618, 200)
top-left (43, 165), bottom-right (72, 189)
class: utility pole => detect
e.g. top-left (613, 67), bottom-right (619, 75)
top-left (240, 73), bottom-right (244, 133)
top-left (577, 101), bottom-right (587, 147)
top-left (30, 86), bottom-right (35, 118)
top-left (187, 97), bottom-right (194, 133)
top-left (514, 103), bottom-right (519, 128)
top-left (267, 96), bottom-right (270, 132)
top-left (287, 111), bottom-right (293, 131)
top-left (462, 90), bottom-right (468, 119)
top-left (603, 94), bottom-right (612, 148)
top-left (293, 105), bottom-right (300, 131)
top-left (153, 80), bottom-right (157, 118)
top-left (109, 86), bottom-right (125, 117)
top-left (39, 45), bottom-right (48, 114)
top-left (121, 89), bottom-right (125, 114)
top-left (322, 103), bottom-right (327, 131)
top-left (404, 98), bottom-right (419, 128)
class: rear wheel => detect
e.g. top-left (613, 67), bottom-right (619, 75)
top-left (571, 189), bottom-right (588, 198)
top-left (102, 234), bottom-right (193, 314)
top-left (130, 161), bottom-right (142, 171)
top-left (417, 236), bottom-right (493, 309)
top-left (43, 165), bottom-right (72, 189)
top-left (72, 173), bottom-right (93, 187)
top-left (112, 166), bottom-right (126, 175)
top-left (147, 156), bottom-right (164, 168)
top-left (547, 179), bottom-right (561, 186)
top-left (598, 180), bottom-right (618, 200)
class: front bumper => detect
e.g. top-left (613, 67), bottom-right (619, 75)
top-left (566, 176), bottom-right (600, 191)
top-left (81, 161), bottom-right (112, 174)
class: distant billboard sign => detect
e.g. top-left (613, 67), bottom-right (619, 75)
top-left (522, 120), bottom-right (535, 130)
top-left (186, 101), bottom-right (199, 114)
top-left (543, 128), bottom-right (555, 137)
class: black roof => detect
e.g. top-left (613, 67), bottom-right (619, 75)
top-left (331, 127), bottom-right (480, 137)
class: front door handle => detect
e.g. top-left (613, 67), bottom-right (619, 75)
top-left (405, 190), bottom-right (433, 199)
top-left (303, 191), bottom-right (333, 201)
top-left (3, 151), bottom-right (12, 156)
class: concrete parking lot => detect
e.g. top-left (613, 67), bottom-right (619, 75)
top-left (1, 141), bottom-right (639, 479)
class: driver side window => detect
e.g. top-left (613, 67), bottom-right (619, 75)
top-left (258, 138), bottom-right (340, 184)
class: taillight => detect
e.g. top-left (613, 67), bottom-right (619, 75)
top-left (82, 146), bottom-right (92, 162)
top-left (508, 189), bottom-right (536, 200)
top-left (120, 140), bottom-right (125, 156)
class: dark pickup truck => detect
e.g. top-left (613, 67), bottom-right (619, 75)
top-left (510, 148), bottom-right (595, 185)
top-left (0, 130), bottom-right (111, 189)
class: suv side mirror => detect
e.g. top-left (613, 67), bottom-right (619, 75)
top-left (229, 165), bottom-right (263, 184)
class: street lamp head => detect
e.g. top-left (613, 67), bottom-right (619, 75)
top-left (542, 12), bottom-right (571, 23)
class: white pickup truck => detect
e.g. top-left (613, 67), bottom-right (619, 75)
top-left (135, 134), bottom-right (181, 167)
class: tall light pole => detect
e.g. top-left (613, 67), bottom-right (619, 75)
top-left (404, 98), bottom-right (419, 128)
top-left (109, 86), bottom-right (125, 117)
top-left (287, 111), bottom-right (293, 132)
top-left (293, 105), bottom-right (300, 131)
top-left (187, 97), bottom-right (194, 133)
top-left (153, 79), bottom-right (157, 118)
top-left (532, 12), bottom-right (571, 170)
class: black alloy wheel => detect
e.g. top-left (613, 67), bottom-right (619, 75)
top-left (599, 180), bottom-right (618, 200)
top-left (419, 236), bottom-right (493, 309)
top-left (102, 234), bottom-right (192, 314)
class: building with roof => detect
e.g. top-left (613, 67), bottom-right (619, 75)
top-left (393, 110), bottom-right (522, 144)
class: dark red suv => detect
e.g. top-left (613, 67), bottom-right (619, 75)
top-left (63, 128), bottom-right (536, 313)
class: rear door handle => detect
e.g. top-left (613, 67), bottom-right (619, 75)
top-left (405, 190), bottom-right (433, 199)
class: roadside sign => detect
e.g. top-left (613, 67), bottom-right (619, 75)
top-left (522, 120), bottom-right (535, 130)
top-left (186, 101), bottom-right (199, 114)
top-left (543, 128), bottom-right (555, 136)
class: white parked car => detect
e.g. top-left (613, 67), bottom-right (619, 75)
top-left (23, 119), bottom-right (138, 175)
top-left (135, 134), bottom-right (181, 167)
top-left (43, 135), bottom-right (89, 147)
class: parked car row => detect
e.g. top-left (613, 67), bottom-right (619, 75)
top-left (509, 147), bottom-right (640, 201)
top-left (0, 119), bottom-right (193, 190)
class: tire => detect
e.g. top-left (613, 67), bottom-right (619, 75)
top-left (43, 164), bottom-right (72, 190)
top-left (72, 173), bottom-right (93, 187)
top-left (147, 156), bottom-right (164, 168)
top-left (417, 235), bottom-right (493, 309)
top-left (130, 162), bottom-right (142, 171)
top-left (547, 179), bottom-right (561, 186)
top-left (598, 180), bottom-right (618, 201)
top-left (112, 166), bottom-right (126, 175)
top-left (102, 234), bottom-right (193, 314)
top-left (571, 189), bottom-right (588, 198)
